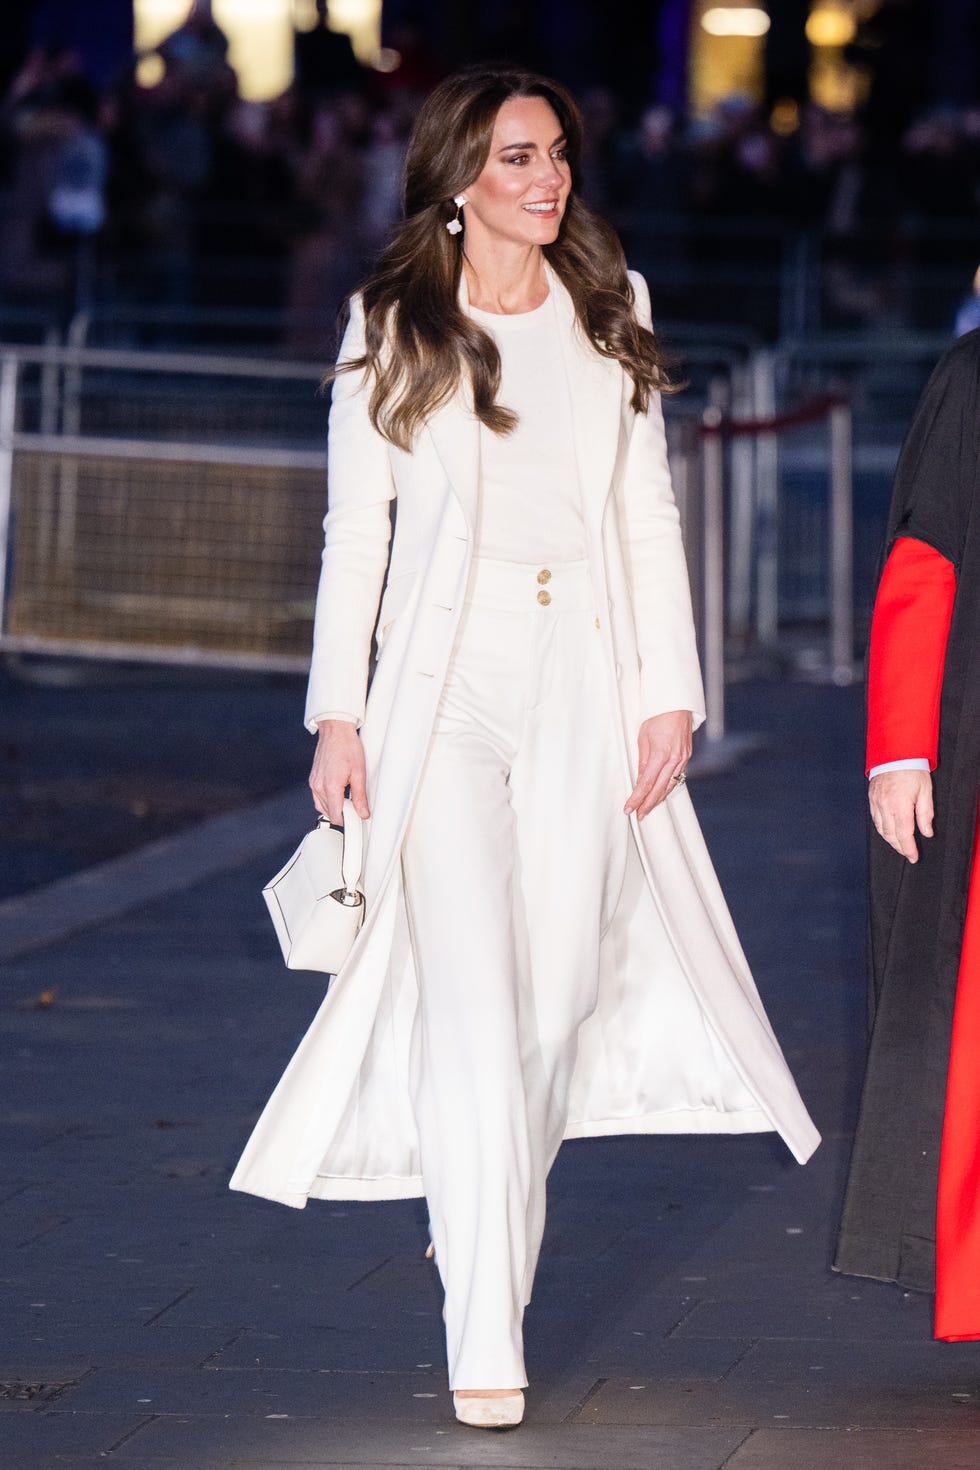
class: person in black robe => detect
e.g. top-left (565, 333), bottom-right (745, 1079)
top-left (835, 327), bottom-right (980, 1338)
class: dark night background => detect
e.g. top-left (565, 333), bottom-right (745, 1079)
top-left (2, 1), bottom-right (980, 345)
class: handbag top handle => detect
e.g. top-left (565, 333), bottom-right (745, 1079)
top-left (316, 800), bottom-right (364, 897)
top-left (341, 799), bottom-right (363, 893)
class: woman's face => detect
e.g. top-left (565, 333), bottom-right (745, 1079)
top-left (460, 96), bottom-right (572, 248)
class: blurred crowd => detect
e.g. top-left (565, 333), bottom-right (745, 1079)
top-left (2, 2), bottom-right (980, 344)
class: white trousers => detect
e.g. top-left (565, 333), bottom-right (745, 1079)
top-left (401, 558), bottom-right (629, 1390)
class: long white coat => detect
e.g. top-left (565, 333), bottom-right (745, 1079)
top-left (230, 268), bottom-right (820, 1208)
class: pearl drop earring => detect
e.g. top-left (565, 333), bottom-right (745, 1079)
top-left (446, 195), bottom-right (465, 235)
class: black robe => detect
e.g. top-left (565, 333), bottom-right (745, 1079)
top-left (835, 328), bottom-right (980, 1291)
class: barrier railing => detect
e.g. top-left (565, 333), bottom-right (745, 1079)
top-left (0, 344), bottom-right (327, 672)
top-left (672, 390), bottom-right (856, 749)
top-left (0, 339), bottom-right (767, 688)
top-left (0, 339), bottom-right (908, 758)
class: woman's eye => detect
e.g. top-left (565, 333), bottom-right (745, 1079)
top-left (507, 153), bottom-right (529, 165)
top-left (553, 149), bottom-right (567, 161)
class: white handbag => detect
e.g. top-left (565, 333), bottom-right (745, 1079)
top-left (262, 800), bottom-right (365, 975)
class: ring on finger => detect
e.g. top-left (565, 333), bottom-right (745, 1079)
top-left (670, 771), bottom-right (687, 785)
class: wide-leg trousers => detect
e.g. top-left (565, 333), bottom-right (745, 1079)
top-left (401, 557), bottom-right (629, 1390)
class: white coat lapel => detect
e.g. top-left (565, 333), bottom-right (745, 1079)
top-left (424, 270), bottom-right (482, 532)
top-left (425, 393), bottom-right (480, 533)
top-left (546, 264), bottom-right (624, 517)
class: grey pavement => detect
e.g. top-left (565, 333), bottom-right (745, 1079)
top-left (3, 679), bottom-right (980, 1469)
top-left (0, 659), bottom-right (312, 903)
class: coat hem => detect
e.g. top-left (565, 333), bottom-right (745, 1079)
top-left (563, 1106), bottom-right (775, 1141)
top-left (832, 1241), bottom-right (934, 1294)
top-left (230, 1106), bottom-right (793, 1208)
top-left (228, 1174), bottom-right (426, 1208)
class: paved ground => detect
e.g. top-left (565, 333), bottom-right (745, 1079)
top-left (3, 677), bottom-right (980, 1469)
top-left (0, 657), bottom-right (311, 902)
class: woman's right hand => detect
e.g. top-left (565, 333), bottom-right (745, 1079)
top-left (310, 720), bottom-right (370, 825)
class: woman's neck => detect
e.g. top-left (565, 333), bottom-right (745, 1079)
top-left (462, 241), bottom-right (549, 315)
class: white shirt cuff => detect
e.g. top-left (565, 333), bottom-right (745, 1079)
top-left (311, 711), bottom-right (360, 728)
top-left (868, 758), bottom-right (930, 779)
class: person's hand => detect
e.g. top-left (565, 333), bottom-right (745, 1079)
top-left (309, 720), bottom-right (369, 826)
top-left (868, 768), bottom-right (934, 863)
top-left (625, 710), bottom-right (693, 820)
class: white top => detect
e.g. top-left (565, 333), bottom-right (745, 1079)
top-left (469, 292), bottom-right (586, 564)
top-left (310, 290), bottom-right (586, 729)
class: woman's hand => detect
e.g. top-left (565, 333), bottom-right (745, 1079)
top-left (625, 710), bottom-right (693, 820)
top-left (869, 768), bottom-right (934, 863)
top-left (310, 720), bottom-right (370, 826)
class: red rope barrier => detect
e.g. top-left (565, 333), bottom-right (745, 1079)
top-left (700, 391), bottom-right (849, 440)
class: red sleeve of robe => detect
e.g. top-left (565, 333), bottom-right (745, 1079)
top-left (866, 536), bottom-right (957, 777)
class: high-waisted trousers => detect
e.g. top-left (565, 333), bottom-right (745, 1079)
top-left (401, 557), bottom-right (629, 1389)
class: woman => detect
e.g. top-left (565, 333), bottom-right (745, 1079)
top-left (231, 66), bottom-right (819, 1429)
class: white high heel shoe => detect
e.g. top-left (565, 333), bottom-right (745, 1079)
top-left (453, 1390), bottom-right (525, 1429)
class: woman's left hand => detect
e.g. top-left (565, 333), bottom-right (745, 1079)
top-left (625, 710), bottom-right (693, 819)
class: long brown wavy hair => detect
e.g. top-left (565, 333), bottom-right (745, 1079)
top-left (331, 65), bottom-right (672, 451)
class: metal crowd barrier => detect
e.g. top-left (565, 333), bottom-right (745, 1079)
top-left (0, 344), bottom-right (327, 672)
top-left (0, 338), bottom-right (757, 688)
top-left (675, 333), bottom-right (953, 741)
top-left (2, 333), bottom-right (950, 757)
top-left (704, 394), bottom-right (855, 738)
top-left (666, 388), bottom-right (858, 749)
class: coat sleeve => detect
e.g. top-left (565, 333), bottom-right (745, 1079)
top-left (618, 269), bottom-right (706, 728)
top-left (304, 295), bottom-right (396, 732)
top-left (866, 536), bottom-right (956, 775)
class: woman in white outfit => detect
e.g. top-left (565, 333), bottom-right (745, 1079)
top-left (230, 66), bottom-right (819, 1430)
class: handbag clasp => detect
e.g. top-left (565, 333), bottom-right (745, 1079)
top-left (330, 887), bottom-right (365, 908)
